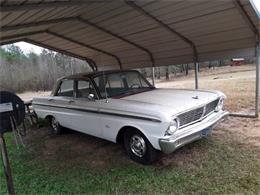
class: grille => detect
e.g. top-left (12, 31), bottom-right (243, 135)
top-left (178, 98), bottom-right (219, 127)
top-left (205, 99), bottom-right (219, 116)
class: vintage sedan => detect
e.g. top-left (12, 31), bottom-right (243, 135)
top-left (33, 70), bottom-right (228, 164)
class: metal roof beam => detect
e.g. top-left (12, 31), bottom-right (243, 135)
top-left (0, 31), bottom-right (97, 72)
top-left (233, 0), bottom-right (259, 40)
top-left (0, 1), bottom-right (109, 12)
top-left (125, 0), bottom-right (199, 88)
top-left (86, 58), bottom-right (98, 72)
top-left (0, 29), bottom-right (119, 70)
top-left (24, 38), bottom-right (96, 68)
top-left (46, 30), bottom-right (122, 69)
top-left (77, 17), bottom-right (155, 68)
top-left (0, 30), bottom-right (46, 41)
top-left (125, 1), bottom-right (198, 61)
top-left (85, 58), bottom-right (98, 72)
top-left (0, 17), bottom-right (77, 32)
top-left (1, 15), bottom-right (153, 69)
top-left (0, 36), bottom-right (96, 71)
top-left (0, 38), bottom-right (25, 46)
top-left (24, 38), bottom-right (87, 61)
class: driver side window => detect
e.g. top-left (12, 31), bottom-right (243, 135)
top-left (76, 80), bottom-right (96, 99)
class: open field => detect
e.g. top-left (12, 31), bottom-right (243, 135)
top-left (1, 65), bottom-right (260, 194)
top-left (156, 64), bottom-right (256, 113)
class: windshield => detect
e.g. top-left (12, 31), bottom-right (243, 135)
top-left (93, 71), bottom-right (153, 98)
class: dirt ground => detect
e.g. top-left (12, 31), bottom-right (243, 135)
top-left (18, 90), bottom-right (51, 102)
top-left (19, 65), bottom-right (260, 149)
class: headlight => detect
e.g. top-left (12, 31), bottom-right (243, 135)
top-left (165, 117), bottom-right (179, 136)
top-left (215, 97), bottom-right (224, 111)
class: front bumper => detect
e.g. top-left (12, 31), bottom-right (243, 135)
top-left (159, 110), bottom-right (229, 154)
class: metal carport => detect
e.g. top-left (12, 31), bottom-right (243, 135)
top-left (0, 0), bottom-right (259, 117)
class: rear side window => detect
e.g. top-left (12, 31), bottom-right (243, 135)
top-left (56, 80), bottom-right (74, 97)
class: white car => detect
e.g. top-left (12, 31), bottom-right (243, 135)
top-left (33, 70), bottom-right (228, 164)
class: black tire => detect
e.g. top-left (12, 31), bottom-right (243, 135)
top-left (49, 116), bottom-right (62, 135)
top-left (124, 129), bottom-right (158, 165)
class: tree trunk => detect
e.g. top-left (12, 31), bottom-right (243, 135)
top-left (185, 64), bottom-right (189, 75)
top-left (165, 66), bottom-right (169, 80)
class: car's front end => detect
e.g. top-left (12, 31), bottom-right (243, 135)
top-left (119, 87), bottom-right (229, 155)
top-left (159, 96), bottom-right (228, 153)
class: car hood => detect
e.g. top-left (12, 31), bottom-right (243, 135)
top-left (120, 88), bottom-right (222, 114)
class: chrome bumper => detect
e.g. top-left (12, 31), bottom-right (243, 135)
top-left (159, 110), bottom-right (229, 154)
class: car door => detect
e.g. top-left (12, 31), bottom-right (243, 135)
top-left (50, 79), bottom-right (78, 130)
top-left (71, 79), bottom-right (101, 137)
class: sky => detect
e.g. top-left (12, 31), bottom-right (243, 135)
top-left (7, 0), bottom-right (260, 55)
top-left (13, 42), bottom-right (43, 54)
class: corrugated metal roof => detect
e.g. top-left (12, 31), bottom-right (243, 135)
top-left (0, 0), bottom-right (259, 70)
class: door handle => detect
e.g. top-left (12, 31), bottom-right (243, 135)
top-left (48, 98), bottom-right (54, 102)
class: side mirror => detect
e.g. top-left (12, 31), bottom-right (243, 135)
top-left (88, 93), bottom-right (95, 101)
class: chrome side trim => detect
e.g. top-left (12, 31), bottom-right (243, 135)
top-left (33, 103), bottom-right (162, 123)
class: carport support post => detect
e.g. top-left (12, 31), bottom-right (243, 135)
top-left (194, 62), bottom-right (199, 89)
top-left (256, 42), bottom-right (260, 117)
top-left (152, 67), bottom-right (155, 86)
top-left (0, 133), bottom-right (15, 195)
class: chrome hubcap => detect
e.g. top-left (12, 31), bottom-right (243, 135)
top-left (130, 135), bottom-right (146, 157)
top-left (51, 117), bottom-right (59, 132)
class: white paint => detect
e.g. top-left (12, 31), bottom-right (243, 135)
top-left (32, 88), bottom-right (227, 151)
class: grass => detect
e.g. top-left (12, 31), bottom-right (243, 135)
top-left (0, 126), bottom-right (260, 194)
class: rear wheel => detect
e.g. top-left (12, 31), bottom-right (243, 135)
top-left (124, 129), bottom-right (158, 165)
top-left (49, 116), bottom-right (62, 135)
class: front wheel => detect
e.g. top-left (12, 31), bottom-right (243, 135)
top-left (124, 129), bottom-right (158, 165)
top-left (49, 116), bottom-right (62, 135)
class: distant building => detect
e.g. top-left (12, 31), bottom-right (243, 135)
top-left (231, 58), bottom-right (245, 66)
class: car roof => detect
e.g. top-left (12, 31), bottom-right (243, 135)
top-left (61, 69), bottom-right (139, 80)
